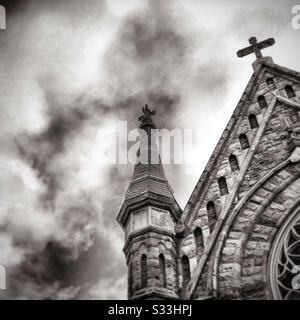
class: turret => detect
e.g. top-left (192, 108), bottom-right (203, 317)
top-left (117, 105), bottom-right (182, 300)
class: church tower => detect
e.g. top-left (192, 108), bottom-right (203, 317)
top-left (117, 105), bottom-right (182, 300)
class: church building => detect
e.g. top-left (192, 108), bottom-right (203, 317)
top-left (117, 37), bottom-right (300, 300)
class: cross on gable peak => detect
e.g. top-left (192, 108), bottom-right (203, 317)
top-left (237, 36), bottom-right (275, 60)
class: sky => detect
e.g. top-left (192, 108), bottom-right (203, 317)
top-left (0, 0), bottom-right (299, 300)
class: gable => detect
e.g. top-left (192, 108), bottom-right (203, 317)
top-left (239, 99), bottom-right (300, 198)
top-left (181, 61), bottom-right (300, 229)
top-left (177, 59), bottom-right (300, 299)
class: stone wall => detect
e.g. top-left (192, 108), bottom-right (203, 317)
top-left (218, 162), bottom-right (300, 299)
top-left (239, 73), bottom-right (300, 197)
top-left (179, 65), bottom-right (300, 299)
top-left (126, 229), bottom-right (179, 299)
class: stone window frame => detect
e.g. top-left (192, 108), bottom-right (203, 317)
top-left (258, 95), bottom-right (268, 109)
top-left (218, 176), bottom-right (229, 196)
top-left (266, 77), bottom-right (277, 91)
top-left (285, 84), bottom-right (296, 99)
top-left (268, 205), bottom-right (300, 300)
top-left (140, 254), bottom-right (148, 288)
top-left (181, 255), bottom-right (191, 285)
top-left (229, 154), bottom-right (240, 173)
top-left (239, 134), bottom-right (250, 150)
top-left (194, 227), bottom-right (204, 250)
top-left (128, 259), bottom-right (133, 297)
top-left (159, 253), bottom-right (167, 288)
top-left (249, 114), bottom-right (259, 129)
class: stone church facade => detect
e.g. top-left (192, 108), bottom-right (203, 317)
top-left (117, 37), bottom-right (300, 300)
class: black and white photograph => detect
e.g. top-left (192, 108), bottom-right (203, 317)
top-left (0, 0), bottom-right (300, 305)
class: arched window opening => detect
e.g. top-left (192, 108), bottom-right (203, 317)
top-left (140, 254), bottom-right (148, 288)
top-left (266, 77), bottom-right (276, 91)
top-left (258, 95), bottom-right (268, 109)
top-left (181, 255), bottom-right (191, 284)
top-left (207, 201), bottom-right (217, 220)
top-left (249, 114), bottom-right (259, 129)
top-left (218, 177), bottom-right (229, 196)
top-left (128, 262), bottom-right (133, 297)
top-left (285, 85), bottom-right (296, 99)
top-left (229, 154), bottom-right (239, 172)
top-left (194, 227), bottom-right (204, 250)
top-left (239, 134), bottom-right (250, 150)
top-left (159, 254), bottom-right (167, 288)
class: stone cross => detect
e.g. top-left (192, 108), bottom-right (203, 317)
top-left (237, 37), bottom-right (275, 60)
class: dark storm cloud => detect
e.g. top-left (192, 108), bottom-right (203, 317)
top-left (102, 1), bottom-right (190, 118)
top-left (0, 0), bottom-right (234, 300)
top-left (16, 90), bottom-right (89, 203)
top-left (1, 185), bottom-right (123, 299)
top-left (0, 0), bottom-right (116, 299)
top-left (3, 0), bottom-right (295, 300)
top-left (102, 0), bottom-right (232, 132)
top-left (7, 203), bottom-right (122, 300)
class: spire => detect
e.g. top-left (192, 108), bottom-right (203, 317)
top-left (117, 105), bottom-right (181, 229)
top-left (127, 104), bottom-right (168, 193)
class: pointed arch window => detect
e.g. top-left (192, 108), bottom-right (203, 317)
top-left (249, 114), bottom-right (259, 129)
top-left (218, 177), bottom-right (229, 196)
top-left (239, 134), bottom-right (250, 150)
top-left (194, 227), bottom-right (204, 250)
top-left (285, 85), bottom-right (296, 98)
top-left (159, 254), bottom-right (167, 288)
top-left (229, 154), bottom-right (239, 172)
top-left (207, 201), bottom-right (217, 220)
top-left (266, 78), bottom-right (276, 90)
top-left (140, 254), bottom-right (148, 288)
top-left (181, 255), bottom-right (191, 284)
top-left (258, 95), bottom-right (268, 109)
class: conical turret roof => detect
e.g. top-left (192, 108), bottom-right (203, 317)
top-left (117, 105), bottom-right (181, 228)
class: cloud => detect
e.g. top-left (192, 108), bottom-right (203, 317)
top-left (0, 0), bottom-right (299, 300)
top-left (228, 7), bottom-right (289, 40)
top-left (0, 0), bottom-right (245, 300)
top-left (0, 0), bottom-right (126, 300)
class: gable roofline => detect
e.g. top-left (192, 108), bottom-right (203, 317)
top-left (180, 59), bottom-right (300, 226)
top-left (184, 93), bottom-right (300, 300)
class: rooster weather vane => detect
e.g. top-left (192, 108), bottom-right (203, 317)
top-left (138, 104), bottom-right (156, 128)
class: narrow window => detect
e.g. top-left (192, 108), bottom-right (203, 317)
top-left (218, 177), bottom-right (229, 196)
top-left (258, 95), bottom-right (268, 109)
top-left (239, 134), bottom-right (250, 150)
top-left (207, 201), bottom-right (217, 220)
top-left (181, 255), bottom-right (191, 284)
top-left (159, 254), bottom-right (167, 288)
top-left (194, 227), bottom-right (204, 250)
top-left (249, 114), bottom-right (259, 129)
top-left (266, 78), bottom-right (276, 90)
top-left (229, 154), bottom-right (239, 172)
top-left (128, 262), bottom-right (133, 297)
top-left (285, 85), bottom-right (296, 98)
top-left (141, 254), bottom-right (148, 288)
